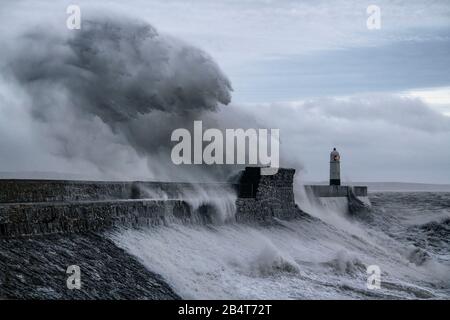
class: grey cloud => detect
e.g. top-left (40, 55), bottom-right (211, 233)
top-left (6, 16), bottom-right (232, 121)
top-left (302, 95), bottom-right (450, 133)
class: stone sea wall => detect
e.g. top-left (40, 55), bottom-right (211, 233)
top-left (0, 167), bottom-right (365, 238)
top-left (0, 199), bottom-right (192, 237)
top-left (236, 167), bottom-right (306, 222)
top-left (0, 179), bottom-right (237, 203)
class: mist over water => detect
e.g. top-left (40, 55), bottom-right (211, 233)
top-left (111, 188), bottom-right (450, 299)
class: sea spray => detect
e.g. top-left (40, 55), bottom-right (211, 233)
top-left (110, 192), bottom-right (450, 299)
top-left (136, 183), bottom-right (237, 224)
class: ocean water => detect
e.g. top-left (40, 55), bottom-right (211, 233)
top-left (110, 189), bottom-right (450, 299)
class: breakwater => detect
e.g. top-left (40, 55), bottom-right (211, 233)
top-left (0, 167), bottom-right (369, 238)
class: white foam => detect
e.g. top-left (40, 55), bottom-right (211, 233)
top-left (109, 184), bottom-right (450, 299)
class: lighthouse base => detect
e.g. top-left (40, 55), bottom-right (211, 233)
top-left (304, 184), bottom-right (370, 216)
top-left (329, 179), bottom-right (341, 186)
top-left (305, 185), bottom-right (367, 197)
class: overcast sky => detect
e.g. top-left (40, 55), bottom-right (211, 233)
top-left (1, 0), bottom-right (449, 183)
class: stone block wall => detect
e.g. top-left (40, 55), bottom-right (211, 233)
top-left (236, 167), bottom-right (304, 222)
top-left (0, 180), bottom-right (239, 204)
top-left (0, 180), bottom-right (133, 203)
top-left (0, 200), bottom-right (192, 237)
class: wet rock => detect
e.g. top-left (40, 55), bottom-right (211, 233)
top-left (0, 232), bottom-right (180, 299)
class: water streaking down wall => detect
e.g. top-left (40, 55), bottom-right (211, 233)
top-left (303, 185), bottom-right (370, 216)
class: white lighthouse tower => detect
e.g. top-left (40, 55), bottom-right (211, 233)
top-left (330, 147), bottom-right (341, 186)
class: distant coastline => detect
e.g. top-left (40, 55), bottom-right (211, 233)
top-left (306, 181), bottom-right (450, 192)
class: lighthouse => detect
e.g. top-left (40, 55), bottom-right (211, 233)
top-left (329, 148), bottom-right (341, 185)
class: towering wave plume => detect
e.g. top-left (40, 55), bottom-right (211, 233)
top-left (1, 14), bottom-right (233, 180)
